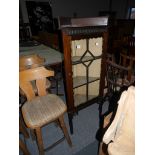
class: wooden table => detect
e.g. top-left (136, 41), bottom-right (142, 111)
top-left (19, 44), bottom-right (63, 66)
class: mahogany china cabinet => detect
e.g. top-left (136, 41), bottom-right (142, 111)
top-left (59, 16), bottom-right (109, 134)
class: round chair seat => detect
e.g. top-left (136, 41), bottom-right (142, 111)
top-left (22, 94), bottom-right (67, 129)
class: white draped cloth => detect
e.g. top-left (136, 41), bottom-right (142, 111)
top-left (103, 86), bottom-right (135, 155)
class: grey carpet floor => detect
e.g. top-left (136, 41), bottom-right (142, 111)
top-left (74, 140), bottom-right (99, 155)
top-left (20, 80), bottom-right (109, 155)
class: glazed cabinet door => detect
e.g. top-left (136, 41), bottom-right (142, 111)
top-left (71, 37), bottom-right (103, 107)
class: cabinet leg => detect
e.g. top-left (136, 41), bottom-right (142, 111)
top-left (30, 129), bottom-right (36, 141)
top-left (68, 113), bottom-right (73, 134)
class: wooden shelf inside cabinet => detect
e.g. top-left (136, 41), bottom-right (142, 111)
top-left (59, 16), bottom-right (109, 134)
top-left (73, 76), bottom-right (100, 88)
top-left (72, 55), bottom-right (102, 65)
top-left (74, 94), bottom-right (98, 107)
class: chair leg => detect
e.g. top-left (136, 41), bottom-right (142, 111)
top-left (19, 117), bottom-right (29, 139)
top-left (29, 129), bottom-right (37, 141)
top-left (19, 138), bottom-right (30, 155)
top-left (20, 114), bottom-right (35, 141)
top-left (58, 115), bottom-right (72, 147)
top-left (35, 127), bottom-right (44, 155)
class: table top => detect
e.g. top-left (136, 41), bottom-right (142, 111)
top-left (19, 44), bottom-right (63, 66)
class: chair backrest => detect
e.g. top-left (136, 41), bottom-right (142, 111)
top-left (122, 35), bottom-right (135, 48)
top-left (119, 53), bottom-right (135, 80)
top-left (121, 35), bottom-right (135, 56)
top-left (119, 53), bottom-right (135, 69)
top-left (19, 54), bottom-right (45, 71)
top-left (106, 60), bottom-right (134, 93)
top-left (19, 67), bottom-right (54, 101)
top-left (106, 53), bottom-right (115, 62)
top-left (106, 60), bottom-right (129, 83)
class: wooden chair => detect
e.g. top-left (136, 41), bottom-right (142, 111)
top-left (100, 58), bottom-right (134, 123)
top-left (19, 67), bottom-right (72, 155)
top-left (105, 47), bottom-right (135, 93)
top-left (20, 54), bottom-right (63, 96)
top-left (120, 52), bottom-right (135, 79)
top-left (112, 35), bottom-right (135, 64)
top-left (19, 54), bottom-right (51, 96)
top-left (122, 35), bottom-right (135, 55)
top-left (99, 49), bottom-right (135, 141)
top-left (106, 59), bottom-right (135, 95)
